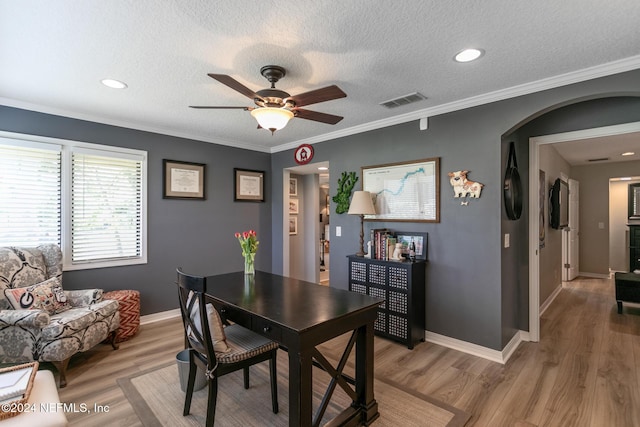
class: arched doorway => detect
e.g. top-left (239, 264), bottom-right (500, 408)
top-left (502, 96), bottom-right (640, 343)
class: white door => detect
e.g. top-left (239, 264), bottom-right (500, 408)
top-left (563, 179), bottom-right (580, 281)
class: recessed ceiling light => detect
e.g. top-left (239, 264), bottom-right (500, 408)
top-left (454, 48), bottom-right (484, 63)
top-left (622, 151), bottom-right (635, 156)
top-left (620, 177), bottom-right (632, 181)
top-left (318, 166), bottom-right (328, 171)
top-left (101, 78), bottom-right (128, 89)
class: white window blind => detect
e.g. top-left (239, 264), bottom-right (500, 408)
top-left (0, 143), bottom-right (61, 247)
top-left (71, 150), bottom-right (143, 263)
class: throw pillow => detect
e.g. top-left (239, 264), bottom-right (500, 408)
top-left (187, 292), bottom-right (230, 353)
top-left (4, 277), bottom-right (72, 314)
top-left (0, 247), bottom-right (47, 288)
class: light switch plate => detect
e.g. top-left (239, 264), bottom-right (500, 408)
top-left (336, 226), bottom-right (342, 237)
top-left (504, 233), bottom-right (510, 248)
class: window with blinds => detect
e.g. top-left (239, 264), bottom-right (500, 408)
top-left (0, 142), bottom-right (61, 247)
top-left (0, 132), bottom-right (147, 270)
top-left (71, 150), bottom-right (143, 263)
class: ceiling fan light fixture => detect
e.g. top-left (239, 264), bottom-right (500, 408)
top-left (251, 107), bottom-right (294, 133)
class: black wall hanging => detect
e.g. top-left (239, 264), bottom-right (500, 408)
top-left (504, 142), bottom-right (523, 220)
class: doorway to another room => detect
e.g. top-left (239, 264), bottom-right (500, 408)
top-left (283, 161), bottom-right (330, 286)
top-left (319, 173), bottom-right (330, 286)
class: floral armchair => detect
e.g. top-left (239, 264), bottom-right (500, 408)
top-left (0, 244), bottom-right (120, 387)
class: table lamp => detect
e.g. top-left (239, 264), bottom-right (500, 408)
top-left (348, 191), bottom-right (376, 256)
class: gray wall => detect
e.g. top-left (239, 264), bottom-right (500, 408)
top-left (271, 70), bottom-right (640, 351)
top-left (0, 106), bottom-right (272, 315)
top-left (3, 69), bottom-right (640, 350)
top-left (499, 134), bottom-right (529, 347)
top-left (573, 161), bottom-right (640, 274)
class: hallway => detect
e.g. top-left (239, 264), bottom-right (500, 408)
top-left (369, 276), bottom-right (640, 426)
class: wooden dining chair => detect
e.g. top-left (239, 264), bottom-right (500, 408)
top-left (176, 268), bottom-right (279, 425)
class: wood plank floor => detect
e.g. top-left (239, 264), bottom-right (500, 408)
top-left (54, 277), bottom-right (640, 426)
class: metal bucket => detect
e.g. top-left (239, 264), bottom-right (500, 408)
top-left (176, 349), bottom-right (207, 392)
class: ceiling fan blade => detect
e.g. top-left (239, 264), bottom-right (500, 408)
top-left (207, 74), bottom-right (262, 101)
top-left (189, 106), bottom-right (251, 110)
top-left (287, 85), bottom-right (346, 107)
top-left (294, 108), bottom-right (344, 125)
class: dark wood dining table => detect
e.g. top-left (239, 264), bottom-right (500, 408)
top-left (204, 270), bottom-right (382, 426)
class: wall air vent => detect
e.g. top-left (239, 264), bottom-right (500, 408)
top-left (380, 92), bottom-right (427, 109)
top-left (587, 157), bottom-right (610, 162)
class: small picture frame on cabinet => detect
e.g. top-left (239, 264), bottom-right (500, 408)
top-left (395, 232), bottom-right (428, 260)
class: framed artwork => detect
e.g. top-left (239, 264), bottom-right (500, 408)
top-left (234, 168), bottom-right (265, 202)
top-left (362, 158), bottom-right (440, 222)
top-left (163, 159), bottom-right (206, 200)
top-left (289, 198), bottom-right (299, 214)
top-left (395, 232), bottom-right (428, 260)
top-left (289, 216), bottom-right (298, 235)
top-left (289, 178), bottom-right (298, 196)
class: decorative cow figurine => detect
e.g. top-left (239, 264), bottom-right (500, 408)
top-left (448, 170), bottom-right (484, 198)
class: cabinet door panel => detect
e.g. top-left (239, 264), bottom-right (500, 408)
top-left (388, 266), bottom-right (409, 290)
top-left (368, 263), bottom-right (387, 285)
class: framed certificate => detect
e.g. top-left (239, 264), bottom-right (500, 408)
top-left (163, 159), bottom-right (206, 200)
top-left (234, 168), bottom-right (265, 202)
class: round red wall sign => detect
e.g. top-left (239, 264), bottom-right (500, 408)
top-left (294, 144), bottom-right (314, 165)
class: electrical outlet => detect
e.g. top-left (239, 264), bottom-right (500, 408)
top-left (336, 226), bottom-right (342, 237)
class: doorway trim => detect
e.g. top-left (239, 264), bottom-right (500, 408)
top-left (528, 121), bottom-right (640, 342)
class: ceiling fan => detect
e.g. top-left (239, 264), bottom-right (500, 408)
top-left (190, 65), bottom-right (347, 134)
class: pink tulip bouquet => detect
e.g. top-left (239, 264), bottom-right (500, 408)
top-left (235, 230), bottom-right (258, 274)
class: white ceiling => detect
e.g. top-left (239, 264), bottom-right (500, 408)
top-left (553, 130), bottom-right (640, 166)
top-left (1, 1), bottom-right (640, 156)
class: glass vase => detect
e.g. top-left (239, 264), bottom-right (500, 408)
top-left (244, 253), bottom-right (255, 275)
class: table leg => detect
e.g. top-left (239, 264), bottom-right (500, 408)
top-left (355, 321), bottom-right (379, 424)
top-left (289, 348), bottom-right (313, 427)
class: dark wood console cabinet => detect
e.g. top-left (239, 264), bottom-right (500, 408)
top-left (630, 225), bottom-right (640, 272)
top-left (348, 255), bottom-right (425, 349)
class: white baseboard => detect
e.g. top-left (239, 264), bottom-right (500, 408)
top-left (140, 308), bottom-right (180, 325)
top-left (578, 271), bottom-right (610, 279)
top-left (540, 283), bottom-right (563, 316)
top-left (424, 330), bottom-right (526, 364)
top-left (141, 308), bottom-right (530, 364)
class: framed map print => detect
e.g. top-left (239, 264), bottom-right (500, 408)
top-left (362, 157), bottom-right (440, 222)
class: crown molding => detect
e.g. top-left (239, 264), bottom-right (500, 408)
top-left (3, 54), bottom-right (640, 155)
top-left (530, 121), bottom-right (640, 145)
top-left (271, 54), bottom-right (640, 153)
top-left (0, 97), bottom-right (272, 153)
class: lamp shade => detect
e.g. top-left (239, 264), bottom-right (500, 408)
top-left (250, 107), bottom-right (294, 133)
top-left (348, 191), bottom-right (376, 215)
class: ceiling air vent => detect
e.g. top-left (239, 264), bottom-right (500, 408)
top-left (380, 92), bottom-right (427, 109)
top-left (588, 157), bottom-right (610, 162)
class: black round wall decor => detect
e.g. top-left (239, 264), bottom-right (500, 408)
top-left (504, 141), bottom-right (523, 220)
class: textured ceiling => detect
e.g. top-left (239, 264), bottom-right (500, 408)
top-left (1, 1), bottom-right (640, 154)
top-left (552, 131), bottom-right (640, 166)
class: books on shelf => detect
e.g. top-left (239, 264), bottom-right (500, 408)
top-left (368, 228), bottom-right (399, 261)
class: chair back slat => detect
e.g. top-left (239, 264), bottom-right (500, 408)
top-left (176, 268), bottom-right (217, 372)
